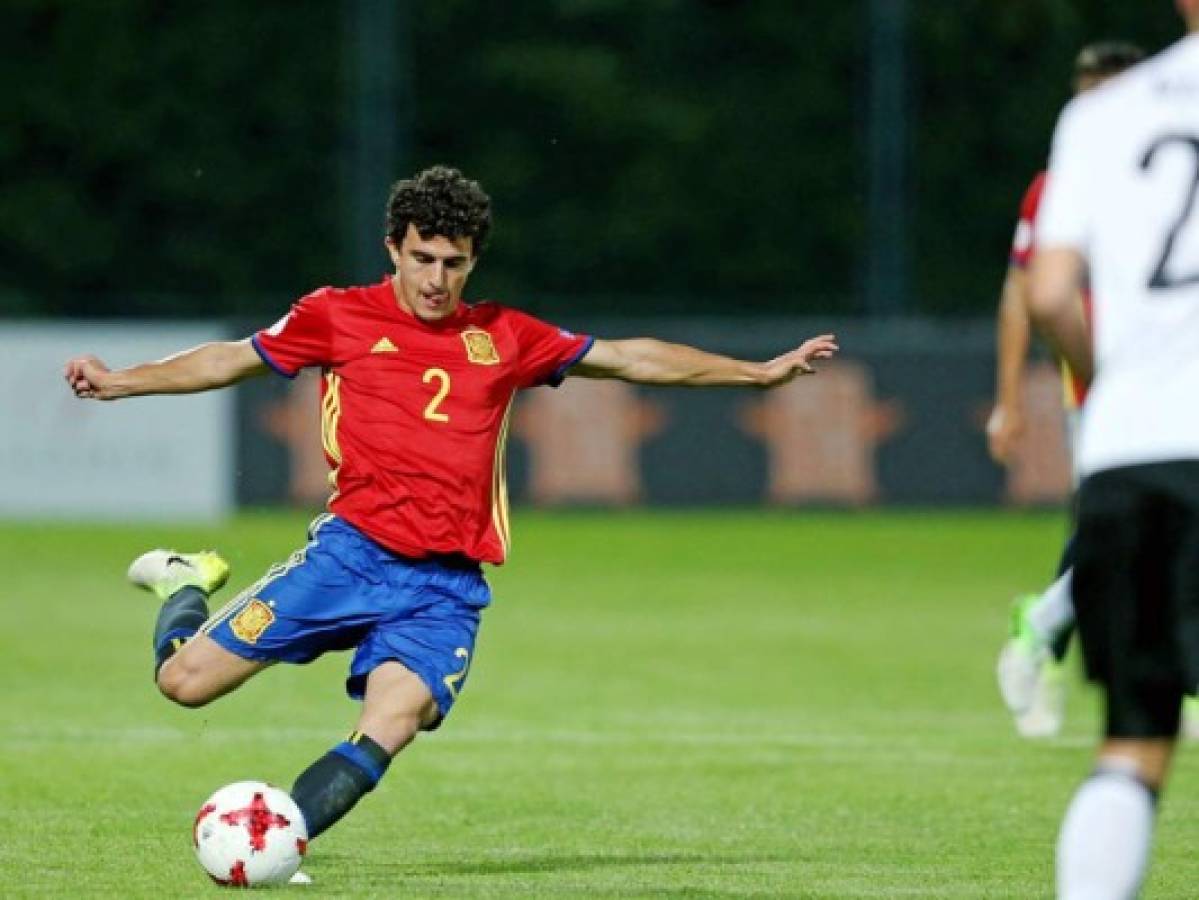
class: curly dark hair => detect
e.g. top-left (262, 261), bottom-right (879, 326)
top-left (385, 165), bottom-right (492, 255)
top-left (1074, 41), bottom-right (1144, 80)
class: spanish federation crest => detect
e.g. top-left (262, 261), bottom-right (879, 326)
top-left (461, 328), bottom-right (500, 365)
top-left (230, 599), bottom-right (275, 644)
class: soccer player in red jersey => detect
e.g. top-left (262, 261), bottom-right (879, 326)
top-left (987, 43), bottom-right (1144, 465)
top-left (64, 166), bottom-right (838, 869)
top-left (987, 43), bottom-right (1144, 738)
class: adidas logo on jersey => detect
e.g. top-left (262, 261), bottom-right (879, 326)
top-left (371, 337), bottom-right (399, 354)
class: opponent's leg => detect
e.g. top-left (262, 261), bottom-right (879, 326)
top-left (997, 539), bottom-right (1077, 737)
top-left (1047, 532), bottom-right (1078, 661)
top-left (290, 661), bottom-right (438, 839)
top-left (1057, 590), bottom-right (1178, 899)
top-left (1057, 739), bottom-right (1174, 900)
top-left (997, 587), bottom-right (1069, 736)
top-left (1033, 570), bottom-right (1076, 656)
top-left (1024, 538), bottom-right (1078, 736)
top-left (1057, 467), bottom-right (1191, 898)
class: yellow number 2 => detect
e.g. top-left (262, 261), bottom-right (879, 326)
top-left (422, 368), bottom-right (451, 423)
top-left (443, 647), bottom-right (471, 698)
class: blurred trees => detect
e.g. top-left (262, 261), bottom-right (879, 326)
top-left (909, 1), bottom-right (1181, 314)
top-left (0, 2), bottom-right (342, 316)
top-left (0, 1), bottom-right (1184, 319)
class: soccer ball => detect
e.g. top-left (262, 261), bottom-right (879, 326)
top-left (193, 781), bottom-right (308, 887)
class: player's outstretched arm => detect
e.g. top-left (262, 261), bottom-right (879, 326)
top-left (65, 338), bottom-right (268, 401)
top-left (570, 334), bottom-right (838, 388)
top-left (987, 265), bottom-right (1031, 464)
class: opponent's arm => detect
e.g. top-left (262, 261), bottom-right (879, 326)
top-left (1029, 247), bottom-right (1092, 385)
top-left (570, 334), bottom-right (838, 388)
top-left (986, 266), bottom-right (1031, 464)
top-left (65, 338), bottom-right (268, 401)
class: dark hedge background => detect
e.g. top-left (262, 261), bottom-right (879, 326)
top-left (0, 1), bottom-right (1185, 319)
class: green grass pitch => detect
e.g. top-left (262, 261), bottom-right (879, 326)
top-left (3, 510), bottom-right (1198, 897)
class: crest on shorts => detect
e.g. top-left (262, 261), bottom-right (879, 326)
top-left (461, 328), bottom-right (500, 365)
top-left (230, 599), bottom-right (275, 644)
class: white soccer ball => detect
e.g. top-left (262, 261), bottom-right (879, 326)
top-left (193, 781), bottom-right (308, 887)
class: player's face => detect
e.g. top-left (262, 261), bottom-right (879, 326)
top-left (387, 224), bottom-right (476, 322)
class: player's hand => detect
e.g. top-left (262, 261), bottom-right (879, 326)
top-left (986, 403), bottom-right (1024, 464)
top-left (758, 334), bottom-right (839, 386)
top-left (64, 355), bottom-right (117, 400)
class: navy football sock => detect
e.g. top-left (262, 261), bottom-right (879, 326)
top-left (291, 733), bottom-right (392, 839)
top-left (152, 586), bottom-right (209, 675)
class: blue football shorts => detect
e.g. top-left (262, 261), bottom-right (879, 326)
top-left (201, 514), bottom-right (490, 724)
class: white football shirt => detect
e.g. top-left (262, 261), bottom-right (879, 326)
top-left (1039, 34), bottom-right (1199, 477)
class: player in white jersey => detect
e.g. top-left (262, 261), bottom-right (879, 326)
top-left (1030, 5), bottom-right (1199, 897)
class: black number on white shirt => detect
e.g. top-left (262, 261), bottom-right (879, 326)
top-left (1142, 134), bottom-right (1199, 290)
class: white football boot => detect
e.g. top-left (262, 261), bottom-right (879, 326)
top-left (1012, 658), bottom-right (1066, 738)
top-left (997, 594), bottom-right (1065, 737)
top-left (127, 549), bottom-right (230, 602)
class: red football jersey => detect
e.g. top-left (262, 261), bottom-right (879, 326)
top-left (1009, 170), bottom-right (1090, 409)
top-left (252, 278), bottom-right (593, 564)
top-left (1009, 170), bottom-right (1047, 270)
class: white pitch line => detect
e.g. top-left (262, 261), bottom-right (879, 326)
top-left (0, 723), bottom-right (1095, 751)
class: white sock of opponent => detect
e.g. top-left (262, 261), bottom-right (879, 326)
top-left (1056, 761), bottom-right (1155, 900)
top-left (1028, 569), bottom-right (1075, 646)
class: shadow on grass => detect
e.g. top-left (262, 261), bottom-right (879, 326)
top-left (316, 849), bottom-right (785, 878)
top-left (429, 852), bottom-right (783, 876)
